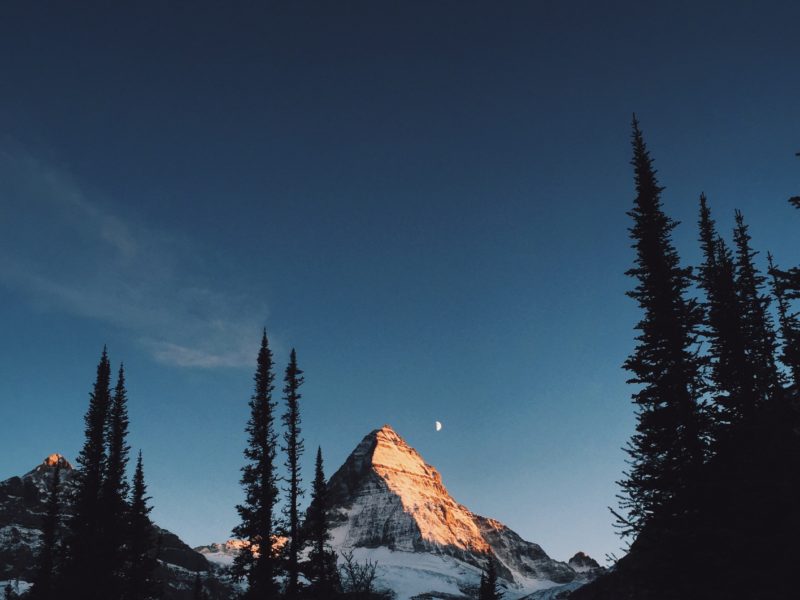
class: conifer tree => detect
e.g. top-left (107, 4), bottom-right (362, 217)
top-left (615, 117), bottom-right (705, 539)
top-left (696, 197), bottom-right (752, 438)
top-left (281, 348), bottom-right (305, 599)
top-left (305, 447), bottom-right (339, 597)
top-left (64, 347), bottom-right (112, 599)
top-left (478, 558), bottom-right (503, 600)
top-left (100, 364), bottom-right (131, 596)
top-left (126, 451), bottom-right (158, 600)
top-left (768, 253), bottom-right (800, 386)
top-left (3, 582), bottom-right (14, 600)
top-left (232, 330), bottom-right (281, 597)
top-left (29, 461), bottom-right (61, 600)
top-left (732, 211), bottom-right (783, 411)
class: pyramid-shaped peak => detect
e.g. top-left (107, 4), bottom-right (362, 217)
top-left (327, 424), bottom-right (490, 556)
top-left (371, 423), bottom-right (402, 440)
top-left (370, 426), bottom-right (433, 478)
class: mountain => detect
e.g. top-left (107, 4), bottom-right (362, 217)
top-left (0, 454), bottom-right (232, 599)
top-left (567, 552), bottom-right (601, 575)
top-left (199, 424), bottom-right (603, 599)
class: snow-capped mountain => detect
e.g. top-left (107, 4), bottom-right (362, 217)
top-left (199, 424), bottom-right (603, 599)
top-left (326, 424), bottom-right (597, 598)
top-left (0, 454), bottom-right (229, 599)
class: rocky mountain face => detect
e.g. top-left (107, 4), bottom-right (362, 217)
top-left (0, 455), bottom-right (231, 599)
top-left (567, 552), bottom-right (601, 574)
top-left (197, 425), bottom-right (603, 599)
top-left (318, 425), bottom-right (601, 598)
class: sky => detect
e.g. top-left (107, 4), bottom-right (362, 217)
top-left (1, 1), bottom-right (798, 564)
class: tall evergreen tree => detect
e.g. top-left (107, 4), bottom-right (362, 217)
top-left (696, 197), bottom-right (752, 438)
top-left (29, 461), bottom-right (62, 600)
top-left (126, 451), bottom-right (158, 600)
top-left (281, 348), bottom-right (305, 599)
top-left (232, 330), bottom-right (281, 597)
top-left (478, 558), bottom-right (503, 600)
top-left (100, 364), bottom-right (131, 596)
top-left (732, 210), bottom-right (783, 410)
top-left (614, 117), bottom-right (706, 540)
top-left (63, 347), bottom-right (112, 599)
top-left (304, 447), bottom-right (339, 598)
top-left (768, 253), bottom-right (800, 386)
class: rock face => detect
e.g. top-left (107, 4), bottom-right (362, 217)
top-left (0, 455), bottom-right (230, 600)
top-left (325, 425), bottom-right (580, 596)
top-left (0, 454), bottom-right (75, 581)
top-left (568, 552), bottom-right (601, 573)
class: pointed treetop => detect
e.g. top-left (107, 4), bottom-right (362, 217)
top-left (115, 363), bottom-right (126, 387)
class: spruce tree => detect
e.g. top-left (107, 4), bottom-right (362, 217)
top-left (732, 210), bottom-right (783, 411)
top-left (64, 347), bottom-right (112, 599)
top-left (768, 253), bottom-right (800, 386)
top-left (696, 197), bottom-right (752, 439)
top-left (100, 364), bottom-right (131, 596)
top-left (478, 558), bottom-right (503, 600)
top-left (126, 451), bottom-right (158, 600)
top-left (615, 117), bottom-right (705, 540)
top-left (232, 330), bottom-right (281, 597)
top-left (305, 447), bottom-right (339, 598)
top-left (29, 461), bottom-right (61, 600)
top-left (281, 348), bottom-right (305, 599)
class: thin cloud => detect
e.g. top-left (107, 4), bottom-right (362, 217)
top-left (0, 144), bottom-right (268, 368)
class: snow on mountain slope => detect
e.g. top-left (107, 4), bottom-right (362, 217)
top-left (323, 424), bottom-right (595, 599)
top-left (194, 540), bottom-right (249, 567)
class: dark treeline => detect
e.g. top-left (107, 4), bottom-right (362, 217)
top-left (24, 349), bottom-right (160, 600)
top-left (575, 120), bottom-right (800, 600)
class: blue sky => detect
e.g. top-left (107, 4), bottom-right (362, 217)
top-left (1, 1), bottom-right (798, 563)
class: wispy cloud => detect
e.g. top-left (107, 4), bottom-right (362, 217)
top-left (0, 144), bottom-right (267, 368)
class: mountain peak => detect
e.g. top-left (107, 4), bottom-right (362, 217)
top-left (325, 425), bottom-right (578, 590)
top-left (24, 454), bottom-right (73, 479)
top-left (328, 425), bottom-right (490, 554)
top-left (370, 425), bottom-right (436, 478)
top-left (22, 452), bottom-right (73, 485)
top-left (43, 453), bottom-right (71, 468)
top-left (568, 551), bottom-right (601, 573)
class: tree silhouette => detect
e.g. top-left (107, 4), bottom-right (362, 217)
top-left (232, 330), bottom-right (282, 597)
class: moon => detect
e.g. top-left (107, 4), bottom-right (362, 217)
top-left (435, 421), bottom-right (442, 432)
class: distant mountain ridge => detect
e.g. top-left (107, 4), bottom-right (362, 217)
top-left (0, 430), bottom-right (602, 599)
top-left (0, 454), bottom-right (231, 599)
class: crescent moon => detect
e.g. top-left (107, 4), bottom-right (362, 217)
top-left (435, 421), bottom-right (442, 432)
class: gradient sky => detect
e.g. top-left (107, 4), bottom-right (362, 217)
top-left (1, 1), bottom-right (798, 564)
